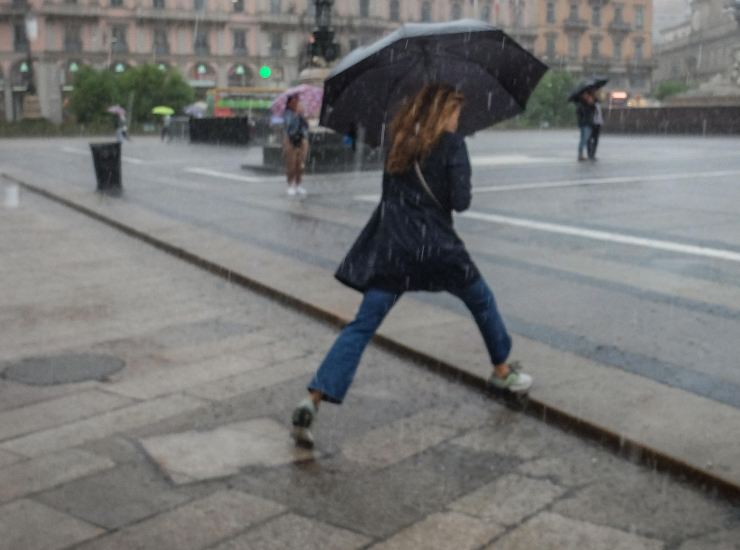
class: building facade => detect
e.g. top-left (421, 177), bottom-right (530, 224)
top-left (0, 0), bottom-right (653, 123)
top-left (654, 0), bottom-right (740, 87)
top-left (533, 0), bottom-right (654, 94)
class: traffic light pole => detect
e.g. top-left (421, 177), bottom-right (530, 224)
top-left (307, 0), bottom-right (340, 65)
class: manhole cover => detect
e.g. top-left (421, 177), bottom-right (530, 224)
top-left (1, 353), bottom-right (125, 386)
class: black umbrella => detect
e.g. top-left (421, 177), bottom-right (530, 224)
top-left (568, 77), bottom-right (609, 102)
top-left (320, 19), bottom-right (548, 148)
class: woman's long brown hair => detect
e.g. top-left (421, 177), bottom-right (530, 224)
top-left (385, 84), bottom-right (465, 174)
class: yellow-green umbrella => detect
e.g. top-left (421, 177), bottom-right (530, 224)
top-left (152, 106), bottom-right (174, 115)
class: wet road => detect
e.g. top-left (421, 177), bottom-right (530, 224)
top-left (3, 130), bottom-right (740, 408)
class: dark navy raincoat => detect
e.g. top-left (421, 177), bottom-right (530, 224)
top-left (335, 132), bottom-right (481, 293)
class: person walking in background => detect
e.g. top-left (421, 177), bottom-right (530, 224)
top-left (290, 84), bottom-right (533, 448)
top-left (282, 95), bottom-right (309, 196)
top-left (576, 92), bottom-right (595, 161)
top-left (588, 91), bottom-right (603, 160)
top-left (161, 114), bottom-right (172, 143)
top-left (115, 113), bottom-right (130, 143)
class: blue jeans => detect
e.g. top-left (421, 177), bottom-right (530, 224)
top-left (308, 277), bottom-right (512, 404)
top-left (578, 125), bottom-right (592, 157)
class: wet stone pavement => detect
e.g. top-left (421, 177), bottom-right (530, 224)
top-left (1, 188), bottom-right (739, 549)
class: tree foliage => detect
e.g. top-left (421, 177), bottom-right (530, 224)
top-left (69, 66), bottom-right (118, 124)
top-left (519, 70), bottom-right (577, 128)
top-left (69, 65), bottom-right (194, 125)
top-left (654, 80), bottom-right (690, 101)
top-left (117, 65), bottom-right (194, 123)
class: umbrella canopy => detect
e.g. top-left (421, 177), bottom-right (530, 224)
top-left (270, 84), bottom-right (323, 119)
top-left (152, 106), bottom-right (174, 116)
top-left (320, 19), bottom-right (548, 147)
top-left (106, 105), bottom-right (126, 117)
top-left (184, 101), bottom-right (208, 117)
top-left (568, 77), bottom-right (609, 102)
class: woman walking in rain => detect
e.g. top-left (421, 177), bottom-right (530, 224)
top-left (282, 94), bottom-right (309, 196)
top-left (291, 84), bottom-right (532, 447)
top-left (576, 91), bottom-right (595, 161)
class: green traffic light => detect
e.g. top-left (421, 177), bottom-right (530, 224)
top-left (259, 65), bottom-right (272, 79)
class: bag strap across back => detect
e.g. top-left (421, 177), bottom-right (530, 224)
top-left (414, 162), bottom-right (444, 210)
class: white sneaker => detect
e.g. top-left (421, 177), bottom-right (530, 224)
top-left (488, 361), bottom-right (533, 394)
top-left (295, 186), bottom-right (307, 196)
top-left (286, 186), bottom-right (297, 196)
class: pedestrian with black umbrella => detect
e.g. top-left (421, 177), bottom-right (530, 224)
top-left (576, 92), bottom-right (595, 161)
top-left (568, 78), bottom-right (607, 161)
top-left (290, 20), bottom-right (547, 448)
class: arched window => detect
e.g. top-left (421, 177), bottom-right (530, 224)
top-left (63, 60), bottom-right (82, 88)
top-left (421, 1), bottom-right (431, 22)
top-left (480, 1), bottom-right (491, 21)
top-left (12, 60), bottom-right (32, 88)
top-left (111, 61), bottom-right (129, 73)
top-left (189, 62), bottom-right (216, 88)
top-left (451, 2), bottom-right (462, 20)
top-left (228, 64), bottom-right (254, 86)
top-left (389, 0), bottom-right (400, 21)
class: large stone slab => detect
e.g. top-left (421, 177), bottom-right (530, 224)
top-left (552, 470), bottom-right (738, 540)
top-left (75, 490), bottom-right (285, 550)
top-left (212, 513), bottom-right (371, 550)
top-left (186, 357), bottom-right (316, 401)
top-left (0, 499), bottom-right (103, 550)
top-left (449, 474), bottom-right (566, 526)
top-left (488, 512), bottom-right (664, 550)
top-left (0, 390), bottom-right (133, 442)
top-left (140, 418), bottom-right (315, 484)
top-left (342, 404), bottom-right (492, 469)
top-left (36, 463), bottom-right (191, 529)
top-left (235, 442), bottom-right (512, 539)
top-left (449, 413), bottom-right (575, 461)
top-left (370, 512), bottom-right (503, 550)
top-left (1, 394), bottom-right (207, 457)
top-left (0, 449), bottom-right (22, 468)
top-left (104, 352), bottom-right (272, 400)
top-left (0, 448), bottom-right (114, 503)
top-left (152, 330), bottom-right (275, 366)
top-left (678, 525), bottom-right (740, 550)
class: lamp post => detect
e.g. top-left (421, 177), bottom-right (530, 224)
top-left (23, 10), bottom-right (37, 96)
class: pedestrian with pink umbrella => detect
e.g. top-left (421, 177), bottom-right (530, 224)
top-left (271, 85), bottom-right (323, 197)
top-left (281, 93), bottom-right (310, 197)
top-left (271, 84), bottom-right (323, 120)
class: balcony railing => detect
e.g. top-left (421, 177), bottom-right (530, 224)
top-left (627, 58), bottom-right (655, 71)
top-left (255, 12), bottom-right (303, 27)
top-left (0, 0), bottom-right (29, 18)
top-left (134, 7), bottom-right (228, 23)
top-left (38, 1), bottom-right (102, 18)
top-left (608, 20), bottom-right (632, 34)
top-left (111, 41), bottom-right (129, 53)
top-left (64, 39), bottom-right (83, 53)
top-left (563, 17), bottom-right (589, 32)
top-left (583, 55), bottom-right (611, 70)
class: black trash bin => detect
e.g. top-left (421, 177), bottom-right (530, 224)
top-left (89, 142), bottom-right (122, 194)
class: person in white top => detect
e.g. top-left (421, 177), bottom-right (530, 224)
top-left (588, 91), bottom-right (604, 160)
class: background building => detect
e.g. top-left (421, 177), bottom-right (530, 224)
top-left (532, 0), bottom-right (655, 94)
top-left (654, 0), bottom-right (740, 89)
top-left (1, 0), bottom-right (654, 123)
